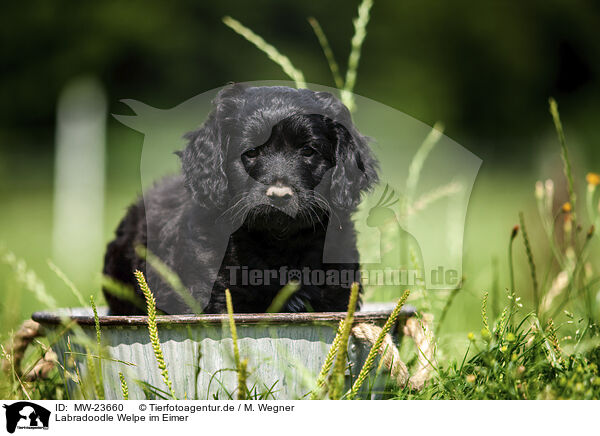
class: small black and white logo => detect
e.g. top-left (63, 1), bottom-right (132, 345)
top-left (3, 402), bottom-right (50, 434)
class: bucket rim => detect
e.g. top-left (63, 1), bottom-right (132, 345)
top-left (32, 303), bottom-right (416, 327)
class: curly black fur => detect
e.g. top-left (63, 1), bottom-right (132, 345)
top-left (103, 84), bottom-right (379, 314)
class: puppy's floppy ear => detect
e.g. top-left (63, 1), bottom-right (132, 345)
top-left (329, 122), bottom-right (379, 211)
top-left (310, 91), bottom-right (378, 210)
top-left (178, 84), bottom-right (247, 210)
top-left (179, 113), bottom-right (228, 210)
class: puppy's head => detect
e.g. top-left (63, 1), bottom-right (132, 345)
top-left (180, 84), bottom-right (379, 232)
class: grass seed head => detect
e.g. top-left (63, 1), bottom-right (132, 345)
top-left (481, 328), bottom-right (491, 341)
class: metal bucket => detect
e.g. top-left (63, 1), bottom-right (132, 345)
top-left (32, 303), bottom-right (415, 400)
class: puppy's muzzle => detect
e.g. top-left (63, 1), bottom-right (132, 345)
top-left (266, 182), bottom-right (294, 205)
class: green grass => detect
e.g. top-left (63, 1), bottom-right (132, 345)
top-left (396, 311), bottom-right (600, 400)
top-left (1, 110), bottom-right (599, 400)
top-left (1, 0), bottom-right (600, 400)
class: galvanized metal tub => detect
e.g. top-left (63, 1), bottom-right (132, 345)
top-left (32, 303), bottom-right (415, 400)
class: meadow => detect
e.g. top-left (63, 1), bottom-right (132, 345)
top-left (1, 0), bottom-right (599, 400)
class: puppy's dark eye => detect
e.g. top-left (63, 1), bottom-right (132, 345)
top-left (243, 148), bottom-right (260, 158)
top-left (300, 146), bottom-right (316, 157)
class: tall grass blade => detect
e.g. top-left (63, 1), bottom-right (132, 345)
top-left (545, 318), bottom-right (565, 368)
top-left (549, 97), bottom-right (576, 220)
top-left (437, 282), bottom-right (463, 335)
top-left (340, 0), bottom-right (374, 112)
top-left (508, 225), bottom-right (519, 318)
top-left (136, 245), bottom-right (204, 314)
top-left (405, 122), bottom-right (444, 205)
top-left (84, 345), bottom-right (102, 399)
top-left (519, 212), bottom-right (539, 312)
top-left (266, 281), bottom-right (300, 313)
top-left (347, 289), bottom-right (410, 399)
top-left (308, 17), bottom-right (344, 89)
top-left (223, 16), bottom-right (306, 88)
top-left (310, 319), bottom-right (345, 399)
top-left (328, 282), bottom-right (360, 399)
top-left (101, 275), bottom-right (146, 312)
top-left (406, 182), bottom-right (463, 217)
top-left (134, 270), bottom-right (177, 399)
top-left (225, 288), bottom-right (248, 400)
top-left (1, 250), bottom-right (58, 309)
top-left (48, 260), bottom-right (87, 307)
top-left (89, 295), bottom-right (104, 399)
top-left (119, 372), bottom-right (129, 400)
top-left (481, 291), bottom-right (489, 332)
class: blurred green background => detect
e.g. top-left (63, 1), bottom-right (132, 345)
top-left (1, 0), bottom-right (599, 349)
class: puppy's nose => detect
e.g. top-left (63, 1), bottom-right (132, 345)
top-left (266, 183), bottom-right (293, 204)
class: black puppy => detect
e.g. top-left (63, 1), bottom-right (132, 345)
top-left (103, 84), bottom-right (378, 314)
